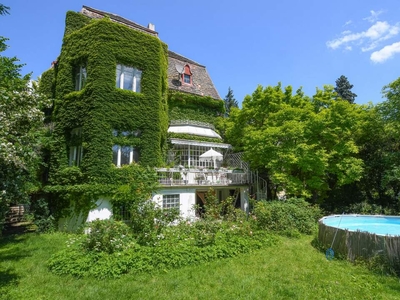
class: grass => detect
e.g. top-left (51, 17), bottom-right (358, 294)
top-left (1, 232), bottom-right (400, 300)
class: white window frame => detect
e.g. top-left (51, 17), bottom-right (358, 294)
top-left (162, 194), bottom-right (180, 209)
top-left (116, 64), bottom-right (142, 93)
top-left (112, 145), bottom-right (139, 167)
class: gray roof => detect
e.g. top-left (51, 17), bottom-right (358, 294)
top-left (168, 51), bottom-right (221, 100)
top-left (81, 6), bottom-right (158, 36)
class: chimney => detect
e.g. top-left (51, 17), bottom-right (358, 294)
top-left (148, 23), bottom-right (155, 31)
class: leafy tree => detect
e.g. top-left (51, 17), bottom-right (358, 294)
top-left (334, 75), bottom-right (357, 104)
top-left (0, 11), bottom-right (49, 228)
top-left (224, 87), bottom-right (238, 117)
top-left (225, 83), bottom-right (364, 202)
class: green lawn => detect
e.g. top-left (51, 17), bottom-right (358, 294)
top-left (1, 233), bottom-right (399, 300)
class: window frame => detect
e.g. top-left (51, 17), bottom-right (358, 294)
top-left (75, 65), bottom-right (87, 91)
top-left (112, 145), bottom-right (140, 167)
top-left (69, 128), bottom-right (83, 166)
top-left (181, 64), bottom-right (192, 85)
top-left (116, 64), bottom-right (142, 93)
top-left (162, 194), bottom-right (180, 209)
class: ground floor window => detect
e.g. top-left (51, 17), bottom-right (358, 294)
top-left (162, 194), bottom-right (180, 209)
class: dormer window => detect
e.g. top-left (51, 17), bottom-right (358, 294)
top-left (116, 64), bottom-right (142, 93)
top-left (182, 65), bottom-right (192, 85)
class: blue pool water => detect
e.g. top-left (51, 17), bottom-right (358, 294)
top-left (321, 215), bottom-right (400, 236)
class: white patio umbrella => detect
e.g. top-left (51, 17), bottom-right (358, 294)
top-left (199, 148), bottom-right (223, 169)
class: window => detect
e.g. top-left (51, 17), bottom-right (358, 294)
top-left (116, 64), bottom-right (142, 92)
top-left (75, 66), bottom-right (87, 91)
top-left (163, 194), bottom-right (180, 209)
top-left (112, 145), bottom-right (140, 167)
top-left (69, 145), bottom-right (83, 166)
top-left (182, 65), bottom-right (192, 85)
top-left (69, 128), bottom-right (83, 166)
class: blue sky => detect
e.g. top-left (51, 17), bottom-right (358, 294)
top-left (2, 0), bottom-right (400, 105)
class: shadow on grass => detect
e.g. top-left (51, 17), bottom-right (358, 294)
top-left (0, 267), bottom-right (20, 294)
top-left (0, 233), bottom-right (34, 261)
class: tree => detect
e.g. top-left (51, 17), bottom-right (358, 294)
top-left (0, 9), bottom-right (49, 228)
top-left (0, 4), bottom-right (9, 15)
top-left (224, 87), bottom-right (238, 117)
top-left (225, 83), bottom-right (364, 201)
top-left (334, 75), bottom-right (357, 104)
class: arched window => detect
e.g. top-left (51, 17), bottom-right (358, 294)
top-left (182, 64), bottom-right (192, 85)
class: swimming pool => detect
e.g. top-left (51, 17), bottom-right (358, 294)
top-left (318, 215), bottom-right (400, 262)
top-left (321, 215), bottom-right (400, 236)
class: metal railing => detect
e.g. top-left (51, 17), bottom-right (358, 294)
top-left (156, 168), bottom-right (249, 186)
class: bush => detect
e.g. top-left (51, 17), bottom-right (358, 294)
top-left (48, 218), bottom-right (279, 278)
top-left (251, 198), bottom-right (321, 235)
top-left (82, 219), bottom-right (136, 254)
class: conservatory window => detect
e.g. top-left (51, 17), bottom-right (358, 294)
top-left (112, 145), bottom-right (140, 167)
top-left (116, 64), bottom-right (142, 93)
top-left (75, 66), bottom-right (87, 91)
top-left (162, 194), bottom-right (180, 209)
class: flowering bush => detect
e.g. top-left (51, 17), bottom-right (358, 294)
top-left (82, 219), bottom-right (136, 254)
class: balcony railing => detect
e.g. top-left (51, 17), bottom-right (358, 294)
top-left (156, 168), bottom-right (249, 186)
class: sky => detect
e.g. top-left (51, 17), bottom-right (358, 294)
top-left (2, 0), bottom-right (400, 106)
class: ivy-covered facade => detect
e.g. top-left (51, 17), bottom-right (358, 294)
top-left (41, 6), bottom-right (250, 229)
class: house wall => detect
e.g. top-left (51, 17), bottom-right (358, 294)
top-left (153, 188), bottom-right (197, 220)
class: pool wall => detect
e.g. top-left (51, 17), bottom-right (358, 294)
top-left (318, 215), bottom-right (400, 263)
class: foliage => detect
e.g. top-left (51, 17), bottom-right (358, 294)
top-left (334, 75), bottom-right (357, 104)
top-left (82, 219), bottom-right (136, 253)
top-left (251, 198), bottom-right (322, 235)
top-left (44, 12), bottom-right (169, 187)
top-left (223, 87), bottom-right (238, 117)
top-left (225, 83), bottom-right (364, 201)
top-left (0, 34), bottom-right (50, 227)
top-left (201, 188), bottom-right (246, 222)
top-left (47, 219), bottom-right (278, 278)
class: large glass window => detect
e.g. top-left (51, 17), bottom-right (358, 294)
top-left (162, 194), bottom-right (180, 209)
top-left (116, 64), bottom-right (142, 92)
top-left (75, 66), bottom-right (87, 91)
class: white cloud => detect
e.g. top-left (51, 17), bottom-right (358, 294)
top-left (326, 21), bottom-right (400, 51)
top-left (343, 20), bottom-right (352, 27)
top-left (341, 30), bottom-right (352, 35)
top-left (345, 46), bottom-right (352, 51)
top-left (370, 41), bottom-right (400, 63)
top-left (363, 10), bottom-right (384, 23)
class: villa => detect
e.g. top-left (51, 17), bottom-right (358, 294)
top-left (39, 6), bottom-right (266, 229)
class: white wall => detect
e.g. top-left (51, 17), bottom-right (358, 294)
top-left (153, 188), bottom-right (197, 220)
top-left (86, 198), bottom-right (113, 222)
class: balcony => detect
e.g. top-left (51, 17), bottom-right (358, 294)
top-left (156, 168), bottom-right (249, 186)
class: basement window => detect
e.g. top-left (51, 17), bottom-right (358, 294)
top-left (112, 145), bottom-right (140, 167)
top-left (116, 64), bottom-right (142, 93)
top-left (162, 194), bottom-right (180, 209)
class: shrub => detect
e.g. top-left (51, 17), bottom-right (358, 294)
top-left (82, 219), bottom-right (136, 254)
top-left (251, 198), bottom-right (321, 235)
top-left (48, 218), bottom-right (280, 278)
